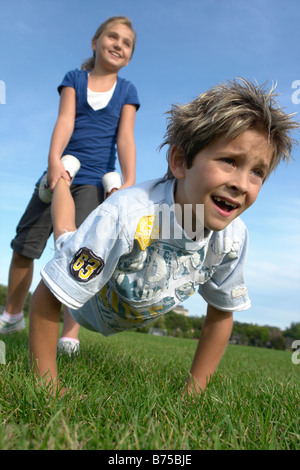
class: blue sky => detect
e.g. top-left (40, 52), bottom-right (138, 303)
top-left (0, 0), bottom-right (299, 329)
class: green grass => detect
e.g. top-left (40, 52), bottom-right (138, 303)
top-left (0, 323), bottom-right (299, 450)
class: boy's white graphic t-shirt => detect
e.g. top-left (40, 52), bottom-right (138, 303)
top-left (41, 178), bottom-right (251, 336)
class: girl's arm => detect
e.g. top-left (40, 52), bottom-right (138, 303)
top-left (47, 86), bottom-right (76, 190)
top-left (185, 305), bottom-right (233, 394)
top-left (116, 104), bottom-right (137, 190)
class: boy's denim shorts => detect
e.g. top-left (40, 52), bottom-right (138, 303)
top-left (11, 183), bottom-right (104, 260)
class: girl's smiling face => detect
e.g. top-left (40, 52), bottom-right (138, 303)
top-left (92, 23), bottom-right (134, 72)
top-left (171, 129), bottom-right (273, 232)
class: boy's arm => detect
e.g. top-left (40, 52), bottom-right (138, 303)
top-left (185, 304), bottom-right (233, 394)
top-left (47, 86), bottom-right (76, 190)
top-left (29, 280), bottom-right (62, 390)
top-left (116, 104), bottom-right (137, 190)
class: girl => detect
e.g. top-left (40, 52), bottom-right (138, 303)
top-left (1, 16), bottom-right (140, 353)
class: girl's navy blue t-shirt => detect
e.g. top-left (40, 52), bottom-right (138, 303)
top-left (58, 69), bottom-right (140, 187)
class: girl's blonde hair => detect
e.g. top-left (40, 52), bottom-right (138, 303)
top-left (161, 78), bottom-right (299, 179)
top-left (81, 16), bottom-right (136, 71)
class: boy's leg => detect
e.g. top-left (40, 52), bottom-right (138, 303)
top-left (29, 178), bottom-right (76, 384)
top-left (51, 178), bottom-right (81, 351)
top-left (60, 307), bottom-right (80, 340)
top-left (51, 178), bottom-right (76, 241)
top-left (29, 280), bottom-right (61, 388)
top-left (29, 175), bottom-right (80, 386)
top-left (58, 306), bottom-right (80, 356)
top-left (58, 185), bottom-right (104, 346)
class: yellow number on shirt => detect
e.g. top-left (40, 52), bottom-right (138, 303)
top-left (69, 247), bottom-right (105, 283)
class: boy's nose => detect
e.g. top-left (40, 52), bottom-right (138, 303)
top-left (228, 172), bottom-right (248, 194)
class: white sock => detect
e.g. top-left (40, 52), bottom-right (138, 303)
top-left (59, 336), bottom-right (80, 344)
top-left (1, 311), bottom-right (24, 323)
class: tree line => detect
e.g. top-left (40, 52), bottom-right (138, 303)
top-left (135, 311), bottom-right (299, 351)
top-left (0, 284), bottom-right (298, 350)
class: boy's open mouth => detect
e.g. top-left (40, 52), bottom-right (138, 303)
top-left (211, 196), bottom-right (239, 213)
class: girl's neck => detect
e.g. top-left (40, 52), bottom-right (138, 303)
top-left (88, 67), bottom-right (117, 92)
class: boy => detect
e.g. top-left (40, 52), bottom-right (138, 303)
top-left (29, 78), bottom-right (298, 394)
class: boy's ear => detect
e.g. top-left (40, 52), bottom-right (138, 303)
top-left (169, 145), bottom-right (186, 179)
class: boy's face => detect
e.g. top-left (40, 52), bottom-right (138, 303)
top-left (172, 129), bottom-right (273, 232)
top-left (92, 23), bottom-right (134, 72)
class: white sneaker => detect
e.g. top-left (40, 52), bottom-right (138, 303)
top-left (57, 337), bottom-right (80, 356)
top-left (102, 172), bottom-right (122, 198)
top-left (39, 155), bottom-right (81, 203)
top-left (0, 314), bottom-right (25, 335)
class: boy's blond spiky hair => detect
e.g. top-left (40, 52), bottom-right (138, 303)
top-left (161, 78), bottom-right (299, 179)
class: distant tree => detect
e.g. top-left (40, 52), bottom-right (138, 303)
top-left (269, 327), bottom-right (285, 350)
top-left (283, 322), bottom-right (300, 340)
top-left (0, 284), bottom-right (7, 307)
top-left (151, 315), bottom-right (166, 330)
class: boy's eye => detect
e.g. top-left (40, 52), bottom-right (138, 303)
top-left (251, 168), bottom-right (264, 178)
top-left (221, 158), bottom-right (235, 165)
